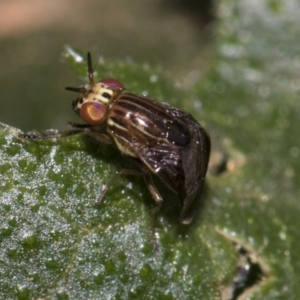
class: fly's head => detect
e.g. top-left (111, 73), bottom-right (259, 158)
top-left (66, 53), bottom-right (125, 126)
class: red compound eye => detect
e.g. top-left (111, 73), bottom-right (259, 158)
top-left (80, 102), bottom-right (107, 125)
top-left (99, 79), bottom-right (125, 91)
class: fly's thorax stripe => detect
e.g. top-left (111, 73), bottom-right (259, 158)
top-left (108, 93), bottom-right (191, 147)
top-left (116, 93), bottom-right (171, 119)
top-left (108, 111), bottom-right (168, 147)
top-left (109, 94), bottom-right (170, 139)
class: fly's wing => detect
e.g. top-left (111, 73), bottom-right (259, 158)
top-left (178, 118), bottom-right (210, 224)
top-left (112, 94), bottom-right (210, 223)
top-left (135, 142), bottom-right (185, 193)
top-left (133, 106), bottom-right (210, 225)
top-left (115, 94), bottom-right (191, 193)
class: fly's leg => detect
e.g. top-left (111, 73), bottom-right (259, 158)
top-left (18, 129), bottom-right (83, 140)
top-left (96, 167), bottom-right (163, 250)
top-left (67, 122), bottom-right (93, 129)
top-left (68, 123), bottom-right (113, 144)
top-left (82, 128), bottom-right (112, 145)
top-left (143, 173), bottom-right (163, 251)
top-left (18, 124), bottom-right (113, 145)
top-left (95, 169), bottom-right (144, 206)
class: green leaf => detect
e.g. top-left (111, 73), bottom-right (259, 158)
top-left (0, 51), bottom-right (221, 299)
top-left (1, 1), bottom-right (299, 298)
top-left (195, 1), bottom-right (300, 299)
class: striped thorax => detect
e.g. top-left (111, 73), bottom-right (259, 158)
top-left (107, 93), bottom-right (191, 159)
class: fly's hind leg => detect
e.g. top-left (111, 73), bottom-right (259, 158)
top-left (95, 169), bottom-right (144, 206)
top-left (142, 172), bottom-right (163, 251)
top-left (96, 167), bottom-right (163, 250)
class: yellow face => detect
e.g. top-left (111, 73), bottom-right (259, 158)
top-left (70, 79), bottom-right (125, 126)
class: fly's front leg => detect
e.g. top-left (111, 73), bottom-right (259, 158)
top-left (18, 121), bottom-right (89, 140)
top-left (18, 123), bottom-right (113, 145)
top-left (18, 129), bottom-right (83, 141)
top-left (68, 122), bottom-right (113, 144)
top-left (67, 122), bottom-right (93, 129)
top-left (82, 128), bottom-right (113, 145)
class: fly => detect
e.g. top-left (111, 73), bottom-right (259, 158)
top-left (19, 52), bottom-right (211, 249)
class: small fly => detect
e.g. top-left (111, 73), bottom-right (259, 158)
top-left (19, 53), bottom-right (211, 248)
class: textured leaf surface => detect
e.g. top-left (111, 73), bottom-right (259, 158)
top-left (196, 1), bottom-right (300, 299)
top-left (1, 1), bottom-right (300, 299)
top-left (0, 53), bottom-right (220, 299)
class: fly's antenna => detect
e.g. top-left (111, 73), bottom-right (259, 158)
top-left (87, 52), bottom-right (94, 84)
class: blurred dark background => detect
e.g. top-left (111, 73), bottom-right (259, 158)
top-left (0, 0), bottom-right (214, 131)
